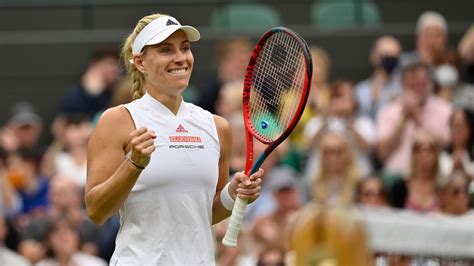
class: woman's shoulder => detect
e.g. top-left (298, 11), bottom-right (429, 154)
top-left (95, 106), bottom-right (134, 130)
top-left (212, 115), bottom-right (230, 131)
top-left (91, 106), bottom-right (135, 145)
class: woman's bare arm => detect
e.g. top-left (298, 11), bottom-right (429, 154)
top-left (85, 106), bottom-right (155, 225)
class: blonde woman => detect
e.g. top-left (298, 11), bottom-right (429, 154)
top-left (390, 130), bottom-right (441, 212)
top-left (311, 131), bottom-right (360, 207)
top-left (85, 13), bottom-right (264, 264)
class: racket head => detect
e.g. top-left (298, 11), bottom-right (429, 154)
top-left (242, 27), bottom-right (313, 147)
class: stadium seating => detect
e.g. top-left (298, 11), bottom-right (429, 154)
top-left (311, 0), bottom-right (381, 29)
top-left (211, 3), bottom-right (282, 31)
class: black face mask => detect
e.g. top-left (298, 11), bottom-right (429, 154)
top-left (380, 56), bottom-right (398, 75)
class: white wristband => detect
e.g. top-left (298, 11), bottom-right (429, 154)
top-left (220, 182), bottom-right (235, 211)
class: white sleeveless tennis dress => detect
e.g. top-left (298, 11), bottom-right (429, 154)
top-left (110, 92), bottom-right (220, 265)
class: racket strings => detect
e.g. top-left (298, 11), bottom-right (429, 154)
top-left (250, 32), bottom-right (306, 142)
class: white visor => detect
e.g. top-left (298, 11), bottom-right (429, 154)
top-left (131, 15), bottom-right (200, 55)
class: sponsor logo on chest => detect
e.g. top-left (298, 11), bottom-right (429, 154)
top-left (168, 123), bottom-right (204, 149)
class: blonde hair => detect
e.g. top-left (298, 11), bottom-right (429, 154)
top-left (310, 46), bottom-right (331, 73)
top-left (409, 129), bottom-right (440, 180)
top-left (121, 13), bottom-right (165, 100)
top-left (312, 132), bottom-right (359, 207)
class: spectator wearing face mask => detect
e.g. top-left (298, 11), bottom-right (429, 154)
top-left (434, 56), bottom-right (474, 116)
top-left (355, 35), bottom-right (402, 119)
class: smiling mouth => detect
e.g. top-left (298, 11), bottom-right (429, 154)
top-left (168, 68), bottom-right (188, 75)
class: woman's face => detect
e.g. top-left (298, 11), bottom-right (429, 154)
top-left (321, 133), bottom-right (348, 174)
top-left (140, 30), bottom-right (194, 95)
top-left (442, 176), bottom-right (469, 215)
top-left (451, 110), bottom-right (471, 147)
top-left (64, 121), bottom-right (92, 149)
top-left (359, 178), bottom-right (386, 207)
top-left (329, 83), bottom-right (356, 116)
top-left (413, 140), bottom-right (438, 173)
top-left (48, 222), bottom-right (79, 257)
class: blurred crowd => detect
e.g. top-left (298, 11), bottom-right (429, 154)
top-left (1, 10), bottom-right (474, 265)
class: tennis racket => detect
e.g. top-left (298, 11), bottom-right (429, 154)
top-left (222, 27), bottom-right (313, 247)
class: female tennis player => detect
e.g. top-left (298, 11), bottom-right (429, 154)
top-left (85, 13), bottom-right (264, 264)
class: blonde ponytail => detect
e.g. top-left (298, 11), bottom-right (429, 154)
top-left (120, 13), bottom-right (164, 100)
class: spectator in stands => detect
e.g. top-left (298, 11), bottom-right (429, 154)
top-left (59, 46), bottom-right (121, 118)
top-left (214, 80), bottom-right (243, 121)
top-left (294, 47), bottom-right (332, 150)
top-left (438, 172), bottom-right (470, 216)
top-left (304, 80), bottom-right (376, 178)
top-left (198, 37), bottom-right (252, 113)
top-left (404, 11), bottom-right (448, 67)
top-left (309, 46), bottom-right (332, 115)
top-left (5, 148), bottom-right (49, 218)
top-left (1, 153), bottom-right (22, 218)
top-left (19, 177), bottom-right (102, 261)
top-left (390, 130), bottom-right (441, 212)
top-left (36, 217), bottom-right (106, 266)
top-left (432, 50), bottom-right (474, 111)
top-left (433, 63), bottom-right (460, 102)
top-left (251, 167), bottom-right (301, 253)
top-left (355, 176), bottom-right (388, 207)
top-left (52, 114), bottom-right (91, 187)
top-left (439, 108), bottom-right (474, 179)
top-left (256, 247), bottom-right (285, 266)
top-left (310, 131), bottom-right (360, 207)
top-left (0, 216), bottom-right (30, 266)
top-left (377, 58), bottom-right (451, 177)
top-left (458, 24), bottom-right (474, 84)
top-left (91, 77), bottom-right (134, 125)
top-left (5, 102), bottom-right (43, 152)
top-left (355, 35), bottom-right (402, 119)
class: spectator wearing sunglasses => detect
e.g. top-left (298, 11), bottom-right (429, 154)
top-left (438, 172), bottom-right (471, 216)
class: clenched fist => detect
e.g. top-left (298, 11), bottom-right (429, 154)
top-left (129, 127), bottom-right (156, 169)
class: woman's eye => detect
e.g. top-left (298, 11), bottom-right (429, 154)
top-left (159, 47), bottom-right (172, 54)
top-left (182, 46), bottom-right (191, 52)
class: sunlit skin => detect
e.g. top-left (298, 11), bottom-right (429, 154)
top-left (133, 30), bottom-right (194, 114)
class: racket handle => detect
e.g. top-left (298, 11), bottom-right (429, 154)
top-left (222, 197), bottom-right (248, 247)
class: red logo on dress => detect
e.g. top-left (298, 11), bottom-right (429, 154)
top-left (176, 124), bottom-right (188, 133)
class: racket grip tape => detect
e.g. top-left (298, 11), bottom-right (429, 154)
top-left (222, 197), bottom-right (249, 247)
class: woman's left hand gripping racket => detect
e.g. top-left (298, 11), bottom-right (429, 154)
top-left (222, 27), bottom-right (313, 247)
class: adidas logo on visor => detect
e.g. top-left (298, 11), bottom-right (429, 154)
top-left (166, 19), bottom-right (179, 26)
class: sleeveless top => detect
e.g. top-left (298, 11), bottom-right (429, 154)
top-left (110, 92), bottom-right (220, 265)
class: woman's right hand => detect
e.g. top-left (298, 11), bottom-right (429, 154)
top-left (129, 127), bottom-right (156, 169)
